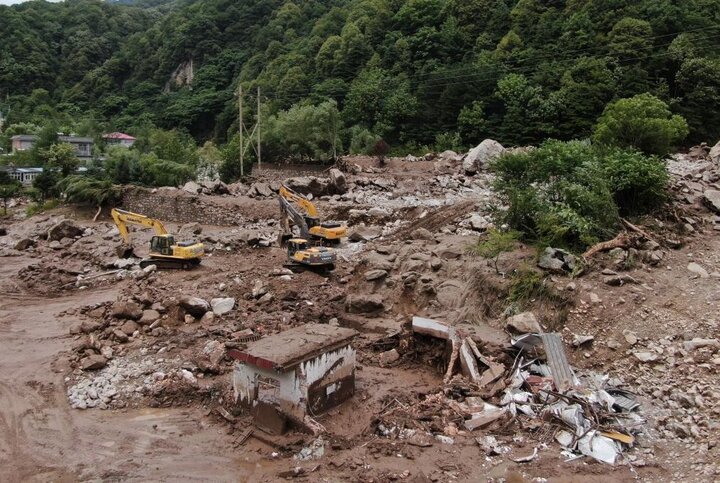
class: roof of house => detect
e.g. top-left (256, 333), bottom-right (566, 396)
top-left (228, 324), bottom-right (358, 371)
top-left (103, 132), bottom-right (136, 140)
top-left (59, 135), bottom-right (94, 143)
top-left (10, 135), bottom-right (37, 141)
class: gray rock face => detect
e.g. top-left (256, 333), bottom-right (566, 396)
top-left (703, 190), bottom-right (720, 213)
top-left (463, 139), bottom-right (505, 175)
top-left (538, 247), bottom-right (576, 272)
top-left (329, 168), bottom-right (347, 194)
top-left (180, 297), bottom-right (210, 317)
top-left (210, 297), bottom-right (235, 315)
top-left (111, 301), bottom-right (143, 320)
top-left (48, 220), bottom-right (84, 241)
top-left (347, 294), bottom-right (384, 314)
top-left (506, 312), bottom-right (542, 334)
top-left (81, 354), bottom-right (107, 371)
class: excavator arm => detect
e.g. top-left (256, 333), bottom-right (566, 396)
top-left (111, 208), bottom-right (169, 246)
top-left (279, 185), bottom-right (319, 218)
top-left (279, 195), bottom-right (311, 240)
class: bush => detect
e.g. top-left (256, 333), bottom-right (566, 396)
top-left (593, 93), bottom-right (689, 155)
top-left (492, 139), bottom-right (667, 249)
top-left (470, 228), bottom-right (520, 274)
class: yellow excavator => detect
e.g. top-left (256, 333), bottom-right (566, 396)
top-left (111, 208), bottom-right (204, 270)
top-left (286, 238), bottom-right (336, 273)
top-left (279, 184), bottom-right (347, 245)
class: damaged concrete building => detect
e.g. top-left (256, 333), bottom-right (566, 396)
top-left (229, 324), bottom-right (358, 434)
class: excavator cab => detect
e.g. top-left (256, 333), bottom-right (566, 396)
top-left (150, 235), bottom-right (175, 256)
top-left (287, 238), bottom-right (308, 256)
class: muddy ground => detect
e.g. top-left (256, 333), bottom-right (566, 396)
top-left (0, 151), bottom-right (718, 482)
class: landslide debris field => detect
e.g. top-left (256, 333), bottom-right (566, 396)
top-left (1, 150), bottom-right (719, 482)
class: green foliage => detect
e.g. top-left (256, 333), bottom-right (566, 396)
top-left (593, 94), bottom-right (689, 155)
top-left (0, 178), bottom-right (21, 215)
top-left (56, 175), bottom-right (120, 207)
top-left (471, 228), bottom-right (520, 274)
top-left (42, 143), bottom-right (79, 177)
top-left (507, 266), bottom-right (570, 316)
top-left (1, 0), bottom-right (717, 152)
top-left (492, 140), bottom-right (668, 249)
top-left (263, 100), bottom-right (343, 162)
top-left (25, 199), bottom-right (60, 217)
top-left (32, 170), bottom-right (61, 201)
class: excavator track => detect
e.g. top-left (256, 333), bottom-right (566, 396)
top-left (284, 262), bottom-right (334, 275)
top-left (140, 258), bottom-right (201, 270)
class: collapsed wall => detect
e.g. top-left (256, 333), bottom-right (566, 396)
top-left (120, 186), bottom-right (244, 226)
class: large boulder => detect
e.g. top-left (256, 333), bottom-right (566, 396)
top-left (703, 190), bottom-right (720, 213)
top-left (211, 297), bottom-right (235, 315)
top-left (179, 222), bottom-right (202, 235)
top-left (139, 309), bottom-right (161, 325)
top-left (14, 238), bottom-right (36, 251)
top-left (285, 176), bottom-right (331, 197)
top-left (349, 225), bottom-right (382, 242)
top-left (182, 181), bottom-right (202, 194)
top-left (249, 182), bottom-right (273, 198)
top-left (111, 301), bottom-right (143, 320)
top-left (347, 294), bottom-right (385, 314)
top-left (506, 312), bottom-right (542, 334)
top-left (710, 140), bottom-right (720, 164)
top-left (329, 168), bottom-right (347, 194)
top-left (80, 354), bottom-right (107, 371)
top-left (463, 139), bottom-right (505, 175)
top-left (180, 296), bottom-right (210, 317)
top-left (47, 220), bottom-right (84, 241)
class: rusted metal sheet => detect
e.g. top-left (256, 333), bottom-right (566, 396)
top-left (541, 333), bottom-right (575, 392)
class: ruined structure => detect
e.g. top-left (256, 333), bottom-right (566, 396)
top-left (229, 324), bottom-right (358, 434)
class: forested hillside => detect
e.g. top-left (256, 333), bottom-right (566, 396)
top-left (1, 0), bottom-right (719, 157)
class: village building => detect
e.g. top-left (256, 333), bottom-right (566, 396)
top-left (103, 132), bottom-right (136, 148)
top-left (229, 324), bottom-right (358, 434)
top-left (10, 134), bottom-right (94, 160)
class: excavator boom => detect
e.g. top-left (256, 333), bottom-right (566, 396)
top-left (278, 184), bottom-right (347, 244)
top-left (111, 208), bottom-right (168, 245)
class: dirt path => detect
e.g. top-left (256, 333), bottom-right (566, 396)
top-left (0, 261), bottom-right (247, 482)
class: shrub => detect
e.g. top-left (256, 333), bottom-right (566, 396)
top-left (593, 93), bottom-right (689, 155)
top-left (470, 228), bottom-right (520, 274)
top-left (492, 139), bottom-right (667, 249)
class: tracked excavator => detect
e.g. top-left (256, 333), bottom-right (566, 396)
top-left (111, 208), bottom-right (204, 270)
top-left (285, 237), bottom-right (336, 273)
top-left (278, 184), bottom-right (347, 245)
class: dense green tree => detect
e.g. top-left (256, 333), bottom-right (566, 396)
top-left (593, 93), bottom-right (689, 155)
top-left (43, 143), bottom-right (80, 177)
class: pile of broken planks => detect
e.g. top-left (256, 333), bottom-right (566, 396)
top-left (410, 316), bottom-right (644, 466)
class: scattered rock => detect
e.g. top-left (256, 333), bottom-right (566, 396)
top-left (633, 352), bottom-right (658, 363)
top-left (538, 247), bottom-right (576, 272)
top-left (180, 297), bottom-right (210, 317)
top-left (378, 349), bottom-right (400, 366)
top-left (710, 140), bottom-right (720, 163)
top-left (572, 335), bottom-right (594, 347)
top-left (687, 262), bottom-right (709, 278)
top-left (347, 294), bottom-right (384, 314)
top-left (111, 301), bottom-right (143, 320)
top-left (506, 312), bottom-right (542, 334)
top-left (410, 228), bottom-right (434, 241)
top-left (48, 220), bottom-right (84, 241)
top-left (120, 320), bottom-right (140, 336)
top-left (139, 309), bottom-right (161, 325)
top-left (80, 354), bottom-right (107, 371)
top-left (14, 238), bottom-right (35, 251)
top-left (623, 330), bottom-right (638, 346)
top-left (348, 226), bottom-right (382, 242)
top-left (182, 181), bottom-right (202, 194)
top-left (683, 338), bottom-right (719, 351)
top-left (364, 269), bottom-right (388, 281)
top-left (211, 297), bottom-right (235, 315)
top-left (179, 222), bottom-right (202, 235)
top-left (604, 274), bottom-right (638, 286)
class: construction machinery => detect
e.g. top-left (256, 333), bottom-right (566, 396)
top-left (111, 208), bottom-right (204, 270)
top-left (285, 237), bottom-right (336, 273)
top-left (278, 184), bottom-right (347, 245)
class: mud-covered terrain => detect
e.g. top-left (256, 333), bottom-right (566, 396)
top-left (1, 149), bottom-right (719, 482)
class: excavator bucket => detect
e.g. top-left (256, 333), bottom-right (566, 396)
top-left (116, 244), bottom-right (136, 259)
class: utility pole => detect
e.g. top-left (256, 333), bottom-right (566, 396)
top-left (257, 86), bottom-right (261, 168)
top-left (236, 84), bottom-right (262, 178)
top-left (238, 85), bottom-right (244, 177)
